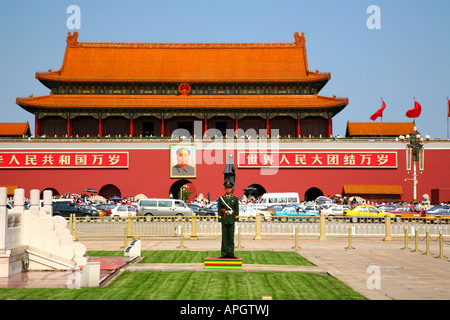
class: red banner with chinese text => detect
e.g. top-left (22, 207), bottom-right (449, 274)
top-left (0, 152), bottom-right (129, 169)
top-left (237, 151), bottom-right (397, 168)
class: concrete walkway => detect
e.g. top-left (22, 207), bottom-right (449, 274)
top-left (2, 235), bottom-right (450, 300)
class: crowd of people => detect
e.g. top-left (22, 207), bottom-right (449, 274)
top-left (29, 191), bottom-right (444, 212)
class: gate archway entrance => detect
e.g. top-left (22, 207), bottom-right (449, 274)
top-left (99, 184), bottom-right (121, 200)
top-left (41, 187), bottom-right (59, 199)
top-left (304, 187), bottom-right (324, 202)
top-left (169, 179), bottom-right (197, 202)
top-left (243, 184), bottom-right (266, 201)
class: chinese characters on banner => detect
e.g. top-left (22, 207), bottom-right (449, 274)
top-left (238, 151), bottom-right (397, 168)
top-left (0, 152), bottom-right (129, 169)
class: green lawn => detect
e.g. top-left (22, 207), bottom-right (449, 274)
top-left (87, 250), bottom-right (314, 266)
top-left (0, 271), bottom-right (366, 300)
top-left (0, 250), bottom-right (367, 300)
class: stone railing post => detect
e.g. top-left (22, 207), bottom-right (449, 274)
top-left (13, 188), bottom-right (25, 214)
top-left (29, 189), bottom-right (40, 216)
top-left (42, 190), bottom-right (53, 215)
top-left (0, 187), bottom-right (7, 250)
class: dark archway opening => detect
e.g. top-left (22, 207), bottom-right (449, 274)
top-left (99, 184), bottom-right (121, 200)
top-left (304, 187), bottom-right (324, 202)
top-left (41, 187), bottom-right (59, 199)
top-left (169, 179), bottom-right (196, 202)
top-left (243, 184), bottom-right (267, 201)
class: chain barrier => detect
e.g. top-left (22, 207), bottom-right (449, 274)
top-left (401, 225), bottom-right (449, 259)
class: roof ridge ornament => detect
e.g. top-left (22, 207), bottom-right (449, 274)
top-left (67, 31), bottom-right (79, 47)
top-left (294, 32), bottom-right (306, 47)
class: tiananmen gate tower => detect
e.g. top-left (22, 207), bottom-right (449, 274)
top-left (1, 32), bottom-right (448, 204)
top-left (16, 32), bottom-right (347, 139)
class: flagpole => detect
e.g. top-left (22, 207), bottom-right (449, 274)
top-left (380, 97), bottom-right (383, 141)
top-left (447, 96), bottom-right (449, 140)
top-left (413, 97), bottom-right (416, 127)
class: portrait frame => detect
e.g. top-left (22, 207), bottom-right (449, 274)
top-left (170, 144), bottom-right (196, 178)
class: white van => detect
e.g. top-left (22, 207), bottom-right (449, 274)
top-left (253, 192), bottom-right (300, 209)
top-left (136, 198), bottom-right (193, 219)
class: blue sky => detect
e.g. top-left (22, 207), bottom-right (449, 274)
top-left (1, 0), bottom-right (449, 138)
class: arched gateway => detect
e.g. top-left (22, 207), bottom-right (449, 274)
top-left (304, 187), bottom-right (324, 202)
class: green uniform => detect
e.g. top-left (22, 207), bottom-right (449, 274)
top-left (218, 192), bottom-right (239, 258)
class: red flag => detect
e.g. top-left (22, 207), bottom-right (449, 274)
top-left (370, 100), bottom-right (386, 121)
top-left (406, 100), bottom-right (422, 118)
top-left (448, 98), bottom-right (450, 117)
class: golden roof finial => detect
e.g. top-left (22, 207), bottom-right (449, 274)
top-left (67, 31), bottom-right (79, 47)
top-left (294, 32), bottom-right (306, 47)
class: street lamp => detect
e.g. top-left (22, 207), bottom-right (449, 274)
top-left (399, 127), bottom-right (429, 202)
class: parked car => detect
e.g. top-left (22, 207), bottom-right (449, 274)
top-left (343, 205), bottom-right (393, 223)
top-left (303, 204), bottom-right (324, 214)
top-left (377, 204), bottom-right (397, 212)
top-left (238, 205), bottom-right (272, 221)
top-left (95, 203), bottom-right (116, 216)
top-left (319, 205), bottom-right (351, 218)
top-left (136, 198), bottom-right (193, 219)
top-left (426, 205), bottom-right (450, 215)
top-left (204, 203), bottom-right (219, 216)
top-left (109, 205), bottom-right (137, 219)
top-left (273, 205), bottom-right (318, 222)
top-left (387, 206), bottom-right (428, 221)
top-left (261, 205), bottom-right (286, 216)
top-left (425, 205), bottom-right (450, 223)
top-left (319, 203), bottom-right (335, 210)
top-left (80, 204), bottom-right (105, 217)
top-left (188, 204), bottom-right (214, 217)
top-left (52, 202), bottom-right (99, 219)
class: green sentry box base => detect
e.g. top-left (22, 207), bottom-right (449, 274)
top-left (204, 257), bottom-right (242, 270)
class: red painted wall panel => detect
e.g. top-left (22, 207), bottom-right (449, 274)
top-left (0, 143), bottom-right (449, 203)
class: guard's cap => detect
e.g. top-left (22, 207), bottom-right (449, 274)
top-left (224, 181), bottom-right (234, 188)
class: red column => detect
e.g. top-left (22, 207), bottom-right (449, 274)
top-left (34, 114), bottom-right (39, 137)
top-left (235, 115), bottom-right (239, 137)
top-left (129, 115), bottom-right (134, 137)
top-left (66, 115), bottom-right (71, 137)
top-left (98, 116), bottom-right (103, 137)
top-left (204, 115), bottom-right (208, 137)
top-left (266, 116), bottom-right (270, 138)
top-left (296, 115), bottom-right (301, 138)
top-left (160, 115), bottom-right (165, 137)
top-left (328, 115), bottom-right (333, 137)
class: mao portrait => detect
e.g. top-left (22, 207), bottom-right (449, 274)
top-left (170, 145), bottom-right (196, 178)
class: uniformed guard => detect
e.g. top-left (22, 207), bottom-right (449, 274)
top-left (218, 180), bottom-right (239, 258)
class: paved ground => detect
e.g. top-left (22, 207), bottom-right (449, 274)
top-left (1, 235), bottom-right (449, 300)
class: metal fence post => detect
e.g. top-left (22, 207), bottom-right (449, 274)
top-left (71, 214), bottom-right (78, 241)
top-left (383, 215), bottom-right (392, 241)
top-left (253, 212), bottom-right (262, 240)
top-left (411, 227), bottom-right (421, 253)
top-left (237, 225), bottom-right (244, 248)
top-left (401, 227), bottom-right (411, 250)
top-left (345, 226), bottom-right (355, 250)
top-left (127, 213), bottom-right (133, 239)
top-left (422, 228), bottom-right (433, 256)
top-left (177, 226), bottom-right (186, 249)
top-left (318, 212), bottom-right (327, 241)
top-left (190, 213), bottom-right (198, 240)
top-left (292, 226), bottom-right (301, 249)
top-left (435, 231), bottom-right (448, 259)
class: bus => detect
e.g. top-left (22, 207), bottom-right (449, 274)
top-left (252, 192), bottom-right (300, 209)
